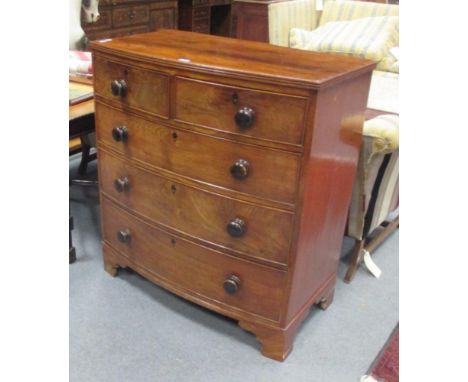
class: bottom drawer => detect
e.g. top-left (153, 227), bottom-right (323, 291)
top-left (101, 197), bottom-right (286, 322)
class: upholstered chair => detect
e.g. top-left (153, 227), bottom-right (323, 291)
top-left (267, 0), bottom-right (399, 282)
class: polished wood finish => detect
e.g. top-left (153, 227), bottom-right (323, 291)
top-left (231, 0), bottom-right (273, 42)
top-left (83, 0), bottom-right (177, 42)
top-left (174, 76), bottom-right (307, 145)
top-left (95, 103), bottom-right (300, 204)
top-left (98, 149), bottom-right (294, 267)
top-left (101, 197), bottom-right (286, 321)
top-left (91, 30), bottom-right (374, 361)
top-left (93, 56), bottom-right (170, 117)
top-left (91, 31), bottom-right (372, 88)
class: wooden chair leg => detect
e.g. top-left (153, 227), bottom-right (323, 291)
top-left (345, 216), bottom-right (399, 283)
top-left (366, 216), bottom-right (399, 254)
top-left (69, 215), bottom-right (76, 264)
top-left (344, 239), bottom-right (365, 283)
top-left (77, 138), bottom-right (91, 176)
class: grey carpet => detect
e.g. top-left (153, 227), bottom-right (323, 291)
top-left (69, 155), bottom-right (398, 382)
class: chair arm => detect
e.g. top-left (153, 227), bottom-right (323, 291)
top-left (268, 0), bottom-right (318, 47)
top-left (363, 114), bottom-right (399, 157)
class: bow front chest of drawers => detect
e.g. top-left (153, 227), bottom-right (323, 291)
top-left (91, 30), bottom-right (374, 361)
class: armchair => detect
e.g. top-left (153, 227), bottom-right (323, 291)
top-left (268, 0), bottom-right (399, 282)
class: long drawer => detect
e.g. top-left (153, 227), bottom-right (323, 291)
top-left (99, 149), bottom-right (294, 267)
top-left (174, 77), bottom-right (308, 146)
top-left (101, 197), bottom-right (286, 321)
top-left (93, 56), bottom-right (170, 118)
top-left (96, 103), bottom-right (301, 205)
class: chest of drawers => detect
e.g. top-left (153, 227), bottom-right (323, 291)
top-left (91, 30), bottom-right (374, 361)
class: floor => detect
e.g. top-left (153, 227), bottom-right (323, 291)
top-left (69, 155), bottom-right (399, 382)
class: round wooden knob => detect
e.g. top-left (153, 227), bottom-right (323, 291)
top-left (111, 79), bottom-right (127, 97)
top-left (230, 159), bottom-right (250, 180)
top-left (223, 275), bottom-right (241, 294)
top-left (112, 126), bottom-right (128, 142)
top-left (114, 176), bottom-right (130, 193)
top-left (227, 218), bottom-right (246, 237)
top-left (235, 107), bottom-right (255, 129)
top-left (117, 229), bottom-right (131, 243)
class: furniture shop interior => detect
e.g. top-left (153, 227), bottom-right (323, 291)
top-left (70, 1), bottom-right (399, 381)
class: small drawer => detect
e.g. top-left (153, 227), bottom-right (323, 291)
top-left (93, 56), bottom-right (169, 118)
top-left (95, 103), bottom-right (300, 205)
top-left (99, 149), bottom-right (294, 266)
top-left (113, 5), bottom-right (149, 28)
top-left (174, 77), bottom-right (308, 146)
top-left (101, 197), bottom-right (286, 321)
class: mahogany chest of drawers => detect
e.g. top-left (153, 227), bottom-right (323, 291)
top-left (91, 30), bottom-right (374, 361)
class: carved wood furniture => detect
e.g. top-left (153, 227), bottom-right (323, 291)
top-left (178, 0), bottom-right (232, 36)
top-left (82, 0), bottom-right (178, 41)
top-left (91, 30), bottom-right (374, 361)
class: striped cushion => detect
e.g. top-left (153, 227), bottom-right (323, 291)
top-left (289, 16), bottom-right (399, 71)
top-left (268, 0), bottom-right (318, 47)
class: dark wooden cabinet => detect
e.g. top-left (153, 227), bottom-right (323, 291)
top-left (91, 30), bottom-right (374, 361)
top-left (82, 0), bottom-right (178, 41)
top-left (231, 0), bottom-right (272, 42)
top-left (178, 0), bottom-right (231, 36)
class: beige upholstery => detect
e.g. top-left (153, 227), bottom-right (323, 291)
top-left (268, 0), bottom-right (318, 47)
top-left (319, 0), bottom-right (398, 26)
top-left (348, 114), bottom-right (399, 241)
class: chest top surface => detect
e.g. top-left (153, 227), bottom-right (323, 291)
top-left (90, 29), bottom-right (375, 89)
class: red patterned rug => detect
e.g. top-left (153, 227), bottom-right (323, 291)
top-left (368, 325), bottom-right (399, 382)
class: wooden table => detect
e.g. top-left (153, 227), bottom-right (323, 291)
top-left (69, 77), bottom-right (96, 175)
top-left (69, 77), bottom-right (95, 264)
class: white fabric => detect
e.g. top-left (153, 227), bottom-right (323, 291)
top-left (361, 376), bottom-right (379, 382)
top-left (367, 71), bottom-right (399, 113)
top-left (363, 250), bottom-right (382, 279)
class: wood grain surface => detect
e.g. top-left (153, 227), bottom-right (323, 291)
top-left (99, 149), bottom-right (295, 267)
top-left (101, 197), bottom-right (287, 321)
top-left (92, 30), bottom-right (375, 361)
top-left (91, 29), bottom-right (375, 89)
top-left (95, 102), bottom-right (301, 204)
